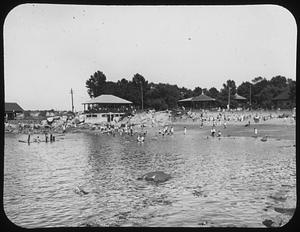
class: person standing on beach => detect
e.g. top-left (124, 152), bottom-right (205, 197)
top-left (254, 128), bottom-right (258, 136)
top-left (130, 125), bottom-right (133, 136)
top-left (62, 124), bottom-right (66, 133)
top-left (211, 127), bottom-right (216, 137)
top-left (170, 126), bottom-right (174, 135)
top-left (27, 131), bottom-right (31, 144)
top-left (212, 118), bottom-right (216, 127)
top-left (184, 127), bottom-right (187, 135)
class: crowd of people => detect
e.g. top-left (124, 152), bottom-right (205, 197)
top-left (178, 109), bottom-right (295, 126)
top-left (13, 108), bottom-right (295, 145)
top-left (81, 108), bottom-right (296, 143)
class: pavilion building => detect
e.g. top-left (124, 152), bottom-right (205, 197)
top-left (232, 93), bottom-right (247, 108)
top-left (82, 94), bottom-right (133, 123)
top-left (178, 93), bottom-right (216, 110)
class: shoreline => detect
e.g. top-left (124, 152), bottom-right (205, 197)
top-left (5, 109), bottom-right (296, 141)
top-left (6, 122), bottom-right (295, 142)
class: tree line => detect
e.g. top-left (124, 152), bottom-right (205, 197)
top-left (86, 70), bottom-right (296, 110)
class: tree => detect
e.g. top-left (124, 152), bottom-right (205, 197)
top-left (256, 85), bottom-right (279, 109)
top-left (202, 88), bottom-right (209, 95)
top-left (102, 81), bottom-right (118, 95)
top-left (251, 77), bottom-right (268, 108)
top-left (145, 98), bottom-right (168, 110)
top-left (132, 73), bottom-right (148, 110)
top-left (269, 75), bottom-right (287, 89)
top-left (193, 87), bottom-right (202, 96)
top-left (251, 76), bottom-right (264, 84)
top-left (85, 69), bottom-right (295, 110)
top-left (287, 79), bottom-right (296, 107)
top-left (179, 87), bottom-right (193, 99)
top-left (85, 71), bottom-right (107, 98)
top-left (237, 81), bottom-right (251, 101)
top-left (208, 87), bottom-right (219, 99)
top-left (39, 110), bottom-right (47, 117)
top-left (219, 79), bottom-right (237, 108)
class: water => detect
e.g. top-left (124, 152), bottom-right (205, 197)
top-left (4, 129), bottom-right (296, 227)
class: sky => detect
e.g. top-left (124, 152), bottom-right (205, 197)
top-left (4, 4), bottom-right (297, 111)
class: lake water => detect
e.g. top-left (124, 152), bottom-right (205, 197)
top-left (4, 128), bottom-right (296, 227)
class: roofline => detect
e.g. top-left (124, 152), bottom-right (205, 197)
top-left (81, 102), bottom-right (132, 104)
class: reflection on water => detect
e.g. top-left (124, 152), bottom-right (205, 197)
top-left (4, 129), bottom-right (296, 227)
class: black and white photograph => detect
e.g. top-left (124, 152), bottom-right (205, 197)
top-left (3, 4), bottom-right (296, 228)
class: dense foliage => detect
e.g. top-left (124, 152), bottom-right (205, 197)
top-left (86, 71), bottom-right (296, 110)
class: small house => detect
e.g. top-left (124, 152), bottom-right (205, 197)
top-left (5, 102), bottom-right (24, 120)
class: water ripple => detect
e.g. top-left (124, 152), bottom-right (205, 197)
top-left (4, 132), bottom-right (296, 227)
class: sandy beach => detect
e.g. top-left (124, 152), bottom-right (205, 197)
top-left (5, 109), bottom-right (296, 143)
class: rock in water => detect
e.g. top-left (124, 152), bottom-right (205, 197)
top-left (274, 207), bottom-right (295, 216)
top-left (262, 219), bottom-right (275, 228)
top-left (74, 186), bottom-right (89, 195)
top-left (262, 217), bottom-right (283, 228)
top-left (138, 171), bottom-right (171, 183)
top-left (261, 137), bottom-right (268, 142)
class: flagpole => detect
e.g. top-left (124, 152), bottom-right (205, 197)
top-left (70, 88), bottom-right (74, 113)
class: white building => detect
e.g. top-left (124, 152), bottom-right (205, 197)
top-left (82, 94), bottom-right (133, 124)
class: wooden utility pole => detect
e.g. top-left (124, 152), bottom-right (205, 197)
top-left (228, 86), bottom-right (231, 110)
top-left (70, 88), bottom-right (74, 113)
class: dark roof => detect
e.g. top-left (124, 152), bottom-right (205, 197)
top-left (192, 94), bottom-right (215, 102)
top-left (178, 94), bottom-right (215, 102)
top-left (232, 93), bottom-right (247, 100)
top-left (273, 89), bottom-right (290, 100)
top-left (82, 94), bottom-right (132, 104)
top-left (5, 102), bottom-right (24, 112)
